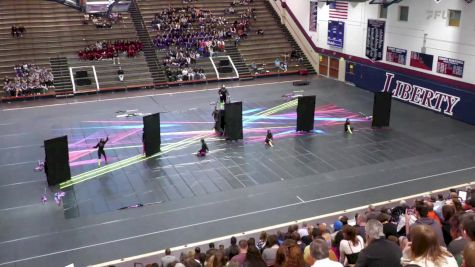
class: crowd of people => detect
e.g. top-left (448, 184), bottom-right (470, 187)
top-left (151, 4), bottom-right (254, 81)
top-left (77, 40), bottom-right (143, 61)
top-left (3, 64), bottom-right (54, 97)
top-left (11, 25), bottom-right (26, 38)
top-left (83, 13), bottom-right (124, 28)
top-left (153, 188), bottom-right (475, 267)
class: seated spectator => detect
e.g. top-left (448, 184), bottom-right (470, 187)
top-left (355, 220), bottom-right (402, 267)
top-left (117, 67), bottom-right (124, 82)
top-left (274, 58), bottom-right (281, 69)
top-left (3, 64), bottom-right (54, 97)
top-left (257, 29), bottom-right (265, 35)
top-left (339, 225), bottom-right (364, 266)
top-left (377, 213), bottom-right (398, 238)
top-left (310, 239), bottom-right (343, 267)
top-left (78, 40), bottom-right (143, 60)
top-left (401, 224), bottom-right (457, 267)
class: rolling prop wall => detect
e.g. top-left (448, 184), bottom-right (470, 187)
top-left (346, 62), bottom-right (475, 126)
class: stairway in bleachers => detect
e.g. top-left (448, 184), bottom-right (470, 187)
top-left (264, 1), bottom-right (316, 74)
top-left (129, 0), bottom-right (168, 88)
top-left (136, 0), bottom-right (314, 77)
top-left (50, 57), bottom-right (73, 94)
top-left (225, 44), bottom-right (252, 78)
top-left (0, 0), bottom-right (157, 98)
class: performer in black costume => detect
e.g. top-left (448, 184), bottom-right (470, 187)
top-left (344, 118), bottom-right (353, 134)
top-left (218, 84), bottom-right (229, 103)
top-left (212, 107), bottom-right (222, 134)
top-left (93, 136), bottom-right (109, 166)
top-left (265, 129), bottom-right (273, 147)
top-left (197, 138), bottom-right (209, 157)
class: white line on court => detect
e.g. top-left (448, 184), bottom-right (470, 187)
top-left (0, 160), bottom-right (36, 168)
top-left (1, 166), bottom-right (474, 266)
top-left (1, 80), bottom-right (301, 112)
top-left (296, 196), bottom-right (305, 203)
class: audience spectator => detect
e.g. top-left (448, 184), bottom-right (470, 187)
top-left (407, 204), bottom-right (446, 247)
top-left (355, 214), bottom-right (367, 242)
top-left (462, 213), bottom-right (475, 241)
top-left (339, 225), bottom-right (364, 266)
top-left (401, 224), bottom-right (457, 267)
top-left (463, 241), bottom-right (475, 267)
top-left (206, 249), bottom-right (226, 267)
top-left (257, 232), bottom-right (268, 252)
top-left (378, 213), bottom-right (398, 238)
top-left (161, 248), bottom-right (177, 267)
top-left (355, 220), bottom-right (402, 267)
top-left (194, 247), bottom-right (206, 266)
top-left (206, 243), bottom-right (217, 259)
top-left (366, 205), bottom-right (380, 221)
top-left (441, 205), bottom-right (455, 245)
top-left (310, 239), bottom-right (343, 267)
top-left (225, 236), bottom-right (240, 260)
top-left (78, 40), bottom-right (143, 60)
top-left (262, 234), bottom-right (279, 266)
top-left (11, 25), bottom-right (26, 38)
top-left (243, 246), bottom-right (267, 267)
top-left (230, 239), bottom-right (248, 265)
top-left (3, 64), bottom-right (54, 97)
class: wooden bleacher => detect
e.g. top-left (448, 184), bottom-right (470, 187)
top-left (137, 0), bottom-right (313, 78)
top-left (0, 0), bottom-right (154, 99)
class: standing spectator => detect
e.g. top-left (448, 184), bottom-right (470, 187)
top-left (446, 213), bottom-right (466, 264)
top-left (407, 204), bottom-right (446, 247)
top-left (206, 243), bottom-right (217, 259)
top-left (262, 235), bottom-right (279, 266)
top-left (401, 224), bottom-right (457, 267)
top-left (355, 220), bottom-right (402, 267)
top-left (310, 239), bottom-right (343, 267)
top-left (441, 205), bottom-right (455, 246)
top-left (462, 213), bottom-right (475, 241)
top-left (298, 223), bottom-right (309, 238)
top-left (339, 225), bottom-right (364, 267)
top-left (463, 241), bottom-right (475, 267)
top-left (206, 250), bottom-right (226, 267)
top-left (355, 214), bottom-right (367, 242)
top-left (195, 247), bottom-right (206, 266)
top-left (230, 239), bottom-right (248, 265)
top-left (161, 248), bottom-right (177, 267)
top-left (243, 246), bottom-right (266, 267)
top-left (257, 231), bottom-right (268, 253)
top-left (225, 237), bottom-right (240, 260)
top-left (366, 205), bottom-right (380, 221)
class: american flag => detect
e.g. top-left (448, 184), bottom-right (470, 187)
top-left (329, 1), bottom-right (348, 20)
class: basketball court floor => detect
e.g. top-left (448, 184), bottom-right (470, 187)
top-left (1, 76), bottom-right (475, 267)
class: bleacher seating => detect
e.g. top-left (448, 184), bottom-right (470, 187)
top-left (137, 0), bottom-right (313, 80)
top-left (0, 0), bottom-right (154, 98)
